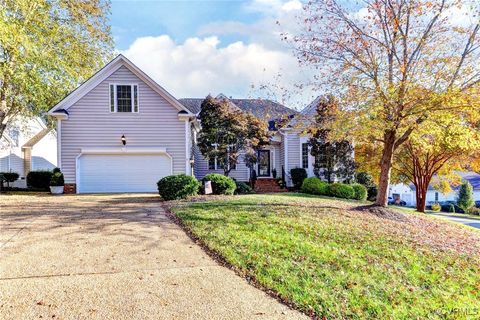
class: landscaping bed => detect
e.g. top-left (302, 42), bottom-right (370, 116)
top-left (170, 193), bottom-right (480, 319)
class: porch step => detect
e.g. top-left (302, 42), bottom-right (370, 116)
top-left (254, 178), bottom-right (285, 193)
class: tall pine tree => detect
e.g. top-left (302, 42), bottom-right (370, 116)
top-left (457, 181), bottom-right (474, 213)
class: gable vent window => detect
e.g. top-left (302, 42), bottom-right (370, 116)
top-left (109, 84), bottom-right (139, 113)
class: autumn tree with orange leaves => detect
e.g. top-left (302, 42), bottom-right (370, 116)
top-left (289, 0), bottom-right (480, 207)
top-left (394, 111), bottom-right (480, 212)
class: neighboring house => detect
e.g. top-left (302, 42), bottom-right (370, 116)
top-left (48, 54), bottom-right (346, 194)
top-left (389, 171), bottom-right (480, 207)
top-left (388, 183), bottom-right (416, 206)
top-left (0, 117), bottom-right (57, 187)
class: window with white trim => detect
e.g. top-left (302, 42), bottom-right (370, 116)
top-left (302, 143), bottom-right (309, 169)
top-left (109, 84), bottom-right (139, 113)
top-left (208, 157), bottom-right (216, 170)
top-left (207, 148), bottom-right (236, 171)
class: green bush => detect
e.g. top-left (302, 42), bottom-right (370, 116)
top-left (0, 172), bottom-right (20, 187)
top-left (351, 183), bottom-right (368, 201)
top-left (328, 183), bottom-right (355, 199)
top-left (50, 170), bottom-right (64, 186)
top-left (157, 174), bottom-right (200, 200)
top-left (235, 181), bottom-right (253, 194)
top-left (203, 173), bottom-right (236, 195)
top-left (355, 172), bottom-right (375, 188)
top-left (431, 203), bottom-right (441, 212)
top-left (27, 170), bottom-right (53, 190)
top-left (301, 177), bottom-right (328, 195)
top-left (457, 181), bottom-right (474, 213)
top-left (290, 168), bottom-right (307, 190)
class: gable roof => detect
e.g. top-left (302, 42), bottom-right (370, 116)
top-left (178, 96), bottom-right (297, 121)
top-left (22, 128), bottom-right (53, 149)
top-left (48, 54), bottom-right (192, 116)
top-left (301, 96), bottom-right (322, 116)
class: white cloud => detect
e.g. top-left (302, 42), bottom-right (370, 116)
top-left (198, 0), bottom-right (302, 51)
top-left (444, 3), bottom-right (478, 27)
top-left (282, 0), bottom-right (302, 12)
top-left (120, 0), bottom-right (315, 109)
top-left (121, 35), bottom-right (306, 103)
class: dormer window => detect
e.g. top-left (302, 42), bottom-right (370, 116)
top-left (110, 84), bottom-right (139, 113)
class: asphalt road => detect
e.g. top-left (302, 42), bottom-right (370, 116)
top-left (429, 213), bottom-right (480, 230)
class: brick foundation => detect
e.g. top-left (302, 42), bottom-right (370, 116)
top-left (64, 183), bottom-right (77, 194)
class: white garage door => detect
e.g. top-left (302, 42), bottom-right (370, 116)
top-left (78, 154), bottom-right (172, 193)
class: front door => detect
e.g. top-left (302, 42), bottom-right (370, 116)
top-left (257, 150), bottom-right (270, 177)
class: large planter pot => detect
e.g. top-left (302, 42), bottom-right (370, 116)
top-left (50, 186), bottom-right (64, 195)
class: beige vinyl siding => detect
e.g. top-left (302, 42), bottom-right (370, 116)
top-left (60, 66), bottom-right (186, 184)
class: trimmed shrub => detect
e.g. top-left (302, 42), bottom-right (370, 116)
top-left (290, 168), bottom-right (307, 190)
top-left (203, 173), bottom-right (236, 195)
top-left (235, 181), bottom-right (252, 194)
top-left (351, 183), bottom-right (368, 201)
top-left (328, 183), bottom-right (355, 199)
top-left (27, 170), bottom-right (53, 190)
top-left (431, 203), bottom-right (441, 212)
top-left (50, 170), bottom-right (64, 186)
top-left (301, 177), bottom-right (328, 195)
top-left (157, 174), bottom-right (200, 200)
top-left (0, 172), bottom-right (20, 187)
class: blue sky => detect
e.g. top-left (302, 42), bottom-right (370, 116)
top-left (109, 0), bottom-right (314, 108)
top-left (111, 1), bottom-right (259, 50)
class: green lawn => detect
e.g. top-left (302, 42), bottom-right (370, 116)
top-left (171, 193), bottom-right (480, 319)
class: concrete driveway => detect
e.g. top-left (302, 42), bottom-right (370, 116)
top-left (0, 194), bottom-right (305, 320)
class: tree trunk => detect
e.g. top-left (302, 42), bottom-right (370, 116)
top-left (375, 131), bottom-right (396, 206)
top-left (0, 122), bottom-right (6, 141)
top-left (0, 94), bottom-right (7, 139)
top-left (415, 174), bottom-right (433, 213)
top-left (415, 182), bottom-right (427, 213)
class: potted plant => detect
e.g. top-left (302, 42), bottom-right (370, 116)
top-left (49, 168), bottom-right (64, 194)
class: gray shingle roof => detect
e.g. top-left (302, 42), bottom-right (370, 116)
top-left (178, 98), bottom-right (203, 114)
top-left (178, 97), bottom-right (297, 121)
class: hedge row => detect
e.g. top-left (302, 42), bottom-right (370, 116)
top-left (157, 173), bottom-right (250, 200)
top-left (301, 177), bottom-right (367, 201)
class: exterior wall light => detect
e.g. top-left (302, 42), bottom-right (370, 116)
top-left (121, 134), bottom-right (126, 146)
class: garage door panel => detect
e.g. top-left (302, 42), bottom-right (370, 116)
top-left (78, 154), bottom-right (171, 193)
